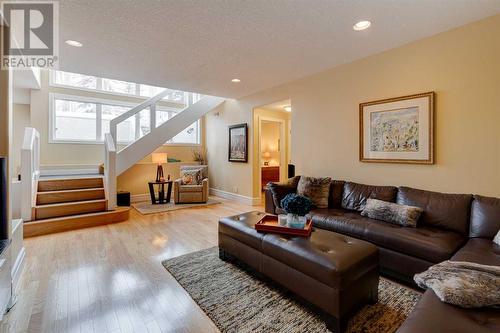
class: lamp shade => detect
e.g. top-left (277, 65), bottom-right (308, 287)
top-left (262, 151), bottom-right (271, 159)
top-left (152, 153), bottom-right (168, 164)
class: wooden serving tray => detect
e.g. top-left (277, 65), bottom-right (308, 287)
top-left (255, 215), bottom-right (312, 237)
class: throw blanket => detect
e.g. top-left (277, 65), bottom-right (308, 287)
top-left (414, 260), bottom-right (500, 308)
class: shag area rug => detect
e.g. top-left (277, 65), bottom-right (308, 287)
top-left (163, 247), bottom-right (421, 333)
top-left (132, 198), bottom-right (221, 214)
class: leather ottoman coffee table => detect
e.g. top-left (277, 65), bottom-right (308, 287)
top-left (218, 211), bottom-right (379, 332)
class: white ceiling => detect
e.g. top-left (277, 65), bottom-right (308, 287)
top-left (58, 0), bottom-right (500, 98)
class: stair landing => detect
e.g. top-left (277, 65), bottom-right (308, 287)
top-left (24, 207), bottom-right (130, 238)
top-left (25, 176), bottom-right (129, 237)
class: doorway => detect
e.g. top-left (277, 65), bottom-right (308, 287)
top-left (253, 99), bottom-right (292, 202)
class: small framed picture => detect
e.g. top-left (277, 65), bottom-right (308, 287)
top-left (228, 123), bottom-right (248, 163)
top-left (360, 92), bottom-right (434, 164)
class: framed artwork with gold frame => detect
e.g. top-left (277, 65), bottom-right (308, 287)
top-left (359, 92), bottom-right (434, 164)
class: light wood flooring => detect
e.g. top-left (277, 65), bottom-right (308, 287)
top-left (2, 197), bottom-right (261, 333)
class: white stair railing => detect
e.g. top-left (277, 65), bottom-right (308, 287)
top-left (104, 133), bottom-right (117, 210)
top-left (21, 127), bottom-right (40, 222)
top-left (104, 90), bottom-right (225, 210)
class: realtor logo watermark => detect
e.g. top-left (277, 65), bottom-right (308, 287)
top-left (1, 1), bottom-right (59, 69)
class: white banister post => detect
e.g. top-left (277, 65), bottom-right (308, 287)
top-left (107, 150), bottom-right (117, 210)
top-left (21, 127), bottom-right (40, 222)
top-left (110, 123), bottom-right (117, 145)
top-left (104, 133), bottom-right (117, 210)
top-left (20, 147), bottom-right (32, 222)
top-left (150, 103), bottom-right (156, 132)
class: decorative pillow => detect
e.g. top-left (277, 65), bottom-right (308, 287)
top-left (297, 176), bottom-right (331, 208)
top-left (494, 230), bottom-right (500, 246)
top-left (180, 168), bottom-right (202, 185)
top-left (414, 260), bottom-right (500, 308)
top-left (267, 176), bottom-right (301, 209)
top-left (361, 198), bottom-right (423, 227)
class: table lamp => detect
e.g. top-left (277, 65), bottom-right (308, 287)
top-left (262, 151), bottom-right (271, 166)
top-left (152, 153), bottom-right (168, 182)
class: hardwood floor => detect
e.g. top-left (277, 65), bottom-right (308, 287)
top-left (2, 197), bottom-right (262, 333)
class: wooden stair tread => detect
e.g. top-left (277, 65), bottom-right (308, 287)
top-left (37, 187), bottom-right (104, 195)
top-left (35, 198), bottom-right (106, 209)
top-left (38, 177), bottom-right (104, 192)
top-left (34, 199), bottom-right (107, 220)
top-left (36, 188), bottom-right (105, 205)
top-left (24, 207), bottom-right (130, 237)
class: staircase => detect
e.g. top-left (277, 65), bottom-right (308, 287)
top-left (104, 91), bottom-right (225, 209)
top-left (21, 90), bottom-right (224, 237)
top-left (24, 176), bottom-right (129, 237)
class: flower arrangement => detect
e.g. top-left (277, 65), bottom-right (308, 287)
top-left (280, 194), bottom-right (313, 216)
top-left (192, 148), bottom-right (207, 165)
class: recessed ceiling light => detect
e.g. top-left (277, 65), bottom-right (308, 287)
top-left (65, 40), bottom-right (83, 47)
top-left (283, 106), bottom-right (292, 112)
top-left (353, 20), bottom-right (371, 31)
top-left (231, 78), bottom-right (241, 83)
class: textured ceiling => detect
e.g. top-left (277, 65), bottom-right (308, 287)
top-left (58, 0), bottom-right (500, 98)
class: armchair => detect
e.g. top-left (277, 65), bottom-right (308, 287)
top-left (174, 165), bottom-right (209, 204)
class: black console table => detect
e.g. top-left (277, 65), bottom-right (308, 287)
top-left (148, 181), bottom-right (173, 204)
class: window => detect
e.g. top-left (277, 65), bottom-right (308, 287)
top-left (50, 93), bottom-right (200, 145)
top-left (140, 84), bottom-right (185, 103)
top-left (102, 78), bottom-right (137, 95)
top-left (50, 70), bottom-right (187, 104)
top-left (54, 99), bottom-right (96, 141)
top-left (53, 71), bottom-right (97, 90)
top-left (101, 104), bottom-right (135, 142)
top-left (171, 121), bottom-right (199, 144)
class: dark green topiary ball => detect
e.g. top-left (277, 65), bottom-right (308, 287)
top-left (280, 193), bottom-right (313, 216)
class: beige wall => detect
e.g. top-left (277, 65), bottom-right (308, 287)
top-left (206, 14), bottom-right (500, 199)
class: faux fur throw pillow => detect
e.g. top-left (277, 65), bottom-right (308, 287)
top-left (297, 176), bottom-right (331, 208)
top-left (414, 260), bottom-right (500, 308)
top-left (361, 198), bottom-right (422, 227)
top-left (494, 230), bottom-right (500, 246)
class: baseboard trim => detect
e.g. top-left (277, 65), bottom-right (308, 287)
top-left (130, 193), bottom-right (150, 203)
top-left (11, 218), bottom-right (25, 293)
top-left (11, 247), bottom-right (25, 293)
top-left (209, 188), bottom-right (260, 206)
top-left (132, 189), bottom-right (261, 206)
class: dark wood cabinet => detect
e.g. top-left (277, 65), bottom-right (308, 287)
top-left (261, 166), bottom-right (280, 190)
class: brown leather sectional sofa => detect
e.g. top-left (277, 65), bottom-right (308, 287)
top-left (265, 177), bottom-right (500, 332)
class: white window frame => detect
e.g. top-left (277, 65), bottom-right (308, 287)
top-left (49, 93), bottom-right (201, 146)
top-left (49, 70), bottom-right (188, 105)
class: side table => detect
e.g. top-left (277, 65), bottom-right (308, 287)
top-left (148, 181), bottom-right (173, 204)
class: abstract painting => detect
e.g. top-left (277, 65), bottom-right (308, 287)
top-left (360, 92), bottom-right (434, 164)
top-left (370, 107), bottom-right (419, 152)
top-left (228, 123), bottom-right (248, 162)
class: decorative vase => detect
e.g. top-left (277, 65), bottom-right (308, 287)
top-left (287, 214), bottom-right (306, 229)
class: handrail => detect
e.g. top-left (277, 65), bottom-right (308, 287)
top-left (104, 133), bottom-right (117, 210)
top-left (109, 89), bottom-right (174, 142)
top-left (21, 127), bottom-right (40, 221)
top-left (104, 89), bottom-right (219, 211)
